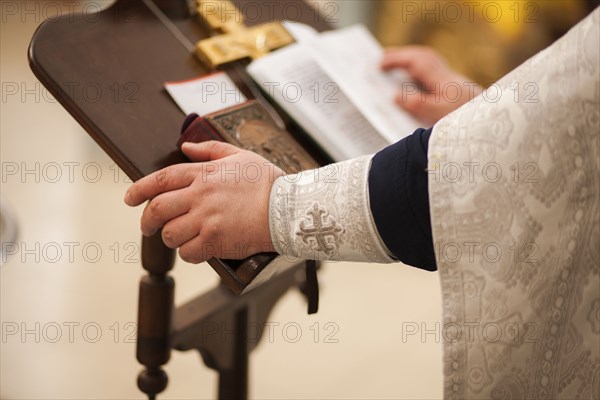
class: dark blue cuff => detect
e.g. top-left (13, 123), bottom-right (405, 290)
top-left (368, 128), bottom-right (436, 271)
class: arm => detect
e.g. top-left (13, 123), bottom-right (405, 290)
top-left (124, 128), bottom-right (436, 271)
top-left (270, 128), bottom-right (435, 270)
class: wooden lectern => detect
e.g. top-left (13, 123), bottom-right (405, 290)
top-left (28, 1), bottom-right (330, 398)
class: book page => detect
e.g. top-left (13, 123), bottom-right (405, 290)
top-left (282, 20), bottom-right (319, 43)
top-left (248, 44), bottom-right (389, 161)
top-left (165, 72), bottom-right (246, 116)
top-left (306, 25), bottom-right (421, 143)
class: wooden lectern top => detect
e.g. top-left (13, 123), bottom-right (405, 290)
top-left (29, 0), bottom-right (330, 294)
top-left (29, 0), bottom-right (329, 180)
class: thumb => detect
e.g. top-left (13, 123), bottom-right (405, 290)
top-left (182, 140), bottom-right (241, 161)
top-left (394, 91), bottom-right (444, 125)
top-left (394, 91), bottom-right (445, 126)
top-left (393, 87), bottom-right (425, 116)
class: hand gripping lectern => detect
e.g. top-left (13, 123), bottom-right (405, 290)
top-left (28, 1), bottom-right (331, 398)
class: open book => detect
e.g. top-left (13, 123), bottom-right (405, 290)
top-left (247, 22), bottom-right (421, 162)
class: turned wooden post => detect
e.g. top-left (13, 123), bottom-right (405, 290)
top-left (136, 230), bottom-right (176, 399)
top-left (218, 308), bottom-right (249, 399)
top-left (135, 1), bottom-right (188, 397)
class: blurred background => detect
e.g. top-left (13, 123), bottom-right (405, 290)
top-left (1, 1), bottom-right (596, 399)
top-left (334, 0), bottom-right (597, 84)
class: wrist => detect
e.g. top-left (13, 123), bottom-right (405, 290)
top-left (268, 156), bottom-right (394, 263)
top-left (261, 169), bottom-right (284, 254)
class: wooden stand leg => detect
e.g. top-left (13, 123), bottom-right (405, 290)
top-left (218, 308), bottom-right (249, 400)
top-left (135, 231), bottom-right (317, 400)
top-left (136, 231), bottom-right (176, 399)
top-left (171, 263), bottom-right (307, 400)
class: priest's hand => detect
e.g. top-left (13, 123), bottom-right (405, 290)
top-left (381, 46), bottom-right (483, 125)
top-left (124, 141), bottom-right (284, 263)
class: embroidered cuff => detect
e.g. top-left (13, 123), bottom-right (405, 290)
top-left (268, 155), bottom-right (394, 263)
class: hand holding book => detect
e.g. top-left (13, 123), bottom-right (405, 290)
top-left (124, 140), bottom-right (283, 262)
top-left (381, 46), bottom-right (483, 125)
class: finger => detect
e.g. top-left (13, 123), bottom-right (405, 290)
top-left (394, 89), bottom-right (424, 117)
top-left (181, 140), bottom-right (241, 162)
top-left (124, 164), bottom-right (197, 206)
top-left (381, 48), bottom-right (412, 70)
top-left (394, 91), bottom-right (447, 126)
top-left (382, 47), bottom-right (447, 89)
top-left (178, 234), bottom-right (210, 264)
top-left (140, 188), bottom-right (192, 237)
top-left (381, 46), bottom-right (432, 71)
top-left (160, 214), bottom-right (199, 249)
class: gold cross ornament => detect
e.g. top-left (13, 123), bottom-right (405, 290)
top-left (195, 0), bottom-right (295, 69)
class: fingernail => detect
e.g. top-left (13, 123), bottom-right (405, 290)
top-left (142, 228), bottom-right (157, 237)
top-left (124, 190), bottom-right (132, 205)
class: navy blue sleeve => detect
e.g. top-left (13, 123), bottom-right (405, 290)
top-left (368, 128), bottom-right (436, 271)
